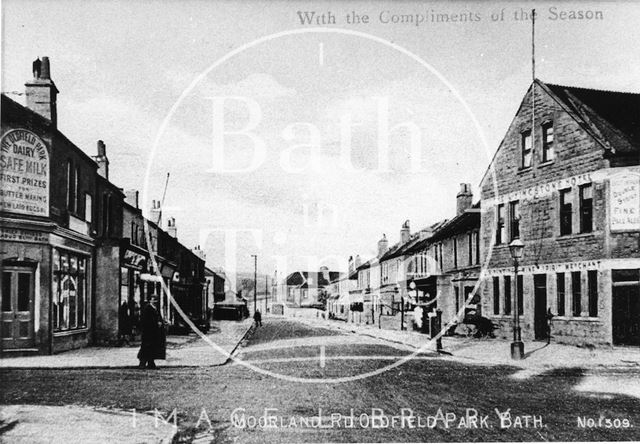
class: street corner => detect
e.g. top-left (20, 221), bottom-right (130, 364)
top-left (0, 405), bottom-right (177, 444)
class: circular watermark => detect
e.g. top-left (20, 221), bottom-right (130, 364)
top-left (141, 27), bottom-right (499, 383)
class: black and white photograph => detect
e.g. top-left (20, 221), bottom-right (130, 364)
top-left (1, 1), bottom-right (639, 442)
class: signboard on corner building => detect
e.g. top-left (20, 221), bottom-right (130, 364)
top-left (610, 172), bottom-right (640, 231)
top-left (0, 129), bottom-right (50, 217)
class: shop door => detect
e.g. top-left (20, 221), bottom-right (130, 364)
top-left (533, 274), bottom-right (547, 340)
top-left (1, 267), bottom-right (35, 349)
top-left (613, 284), bottom-right (640, 346)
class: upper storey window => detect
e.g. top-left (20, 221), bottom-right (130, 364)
top-left (521, 130), bottom-right (532, 168)
top-left (542, 122), bottom-right (555, 162)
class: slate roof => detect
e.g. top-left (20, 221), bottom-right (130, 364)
top-left (1, 94), bottom-right (100, 167)
top-left (285, 270), bottom-right (341, 288)
top-left (543, 82), bottom-right (640, 155)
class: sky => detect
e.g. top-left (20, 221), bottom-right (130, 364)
top-left (2, 0), bottom-right (639, 278)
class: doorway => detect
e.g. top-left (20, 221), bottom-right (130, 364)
top-left (613, 284), bottom-right (640, 346)
top-left (1, 266), bottom-right (36, 349)
top-left (534, 274), bottom-right (547, 340)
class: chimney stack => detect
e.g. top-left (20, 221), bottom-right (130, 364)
top-left (456, 183), bottom-right (473, 216)
top-left (93, 140), bottom-right (109, 179)
top-left (150, 200), bottom-right (162, 226)
top-left (167, 217), bottom-right (177, 238)
top-left (124, 189), bottom-right (139, 208)
top-left (320, 266), bottom-right (330, 283)
top-left (377, 234), bottom-right (389, 258)
top-left (400, 220), bottom-right (410, 244)
top-left (355, 255), bottom-right (361, 269)
top-left (192, 245), bottom-right (206, 261)
top-left (25, 56), bottom-right (59, 127)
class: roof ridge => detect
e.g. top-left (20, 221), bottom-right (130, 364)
top-left (544, 82), bottom-right (640, 96)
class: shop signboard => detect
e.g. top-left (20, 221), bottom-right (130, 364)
top-left (0, 129), bottom-right (49, 217)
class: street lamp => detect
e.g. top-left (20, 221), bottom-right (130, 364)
top-left (509, 239), bottom-right (525, 360)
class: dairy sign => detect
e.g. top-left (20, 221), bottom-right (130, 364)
top-left (0, 129), bottom-right (49, 216)
top-left (610, 172), bottom-right (640, 231)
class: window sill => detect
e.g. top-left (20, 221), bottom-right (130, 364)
top-left (538, 160), bottom-right (555, 168)
top-left (53, 328), bottom-right (89, 337)
top-left (557, 232), bottom-right (597, 240)
top-left (553, 316), bottom-right (600, 322)
top-left (517, 167), bottom-right (533, 174)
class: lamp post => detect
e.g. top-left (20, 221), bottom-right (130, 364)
top-left (509, 239), bottom-right (525, 360)
top-left (395, 285), bottom-right (404, 331)
top-left (251, 254), bottom-right (257, 315)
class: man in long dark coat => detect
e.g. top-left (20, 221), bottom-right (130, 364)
top-left (137, 295), bottom-right (166, 369)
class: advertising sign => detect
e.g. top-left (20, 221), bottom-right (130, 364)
top-left (610, 172), bottom-right (640, 231)
top-left (0, 129), bottom-right (49, 217)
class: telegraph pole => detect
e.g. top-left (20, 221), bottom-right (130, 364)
top-left (251, 254), bottom-right (257, 314)
top-left (265, 275), bottom-right (268, 312)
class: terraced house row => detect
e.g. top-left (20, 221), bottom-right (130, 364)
top-left (328, 79), bottom-right (640, 347)
top-left (0, 58), bottom-right (223, 356)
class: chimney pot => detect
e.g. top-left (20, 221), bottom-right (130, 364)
top-left (41, 57), bottom-right (51, 79)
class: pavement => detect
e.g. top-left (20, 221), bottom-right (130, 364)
top-left (0, 405), bottom-right (177, 444)
top-left (0, 319), bottom-right (253, 443)
top-left (0, 319), bottom-right (254, 369)
top-left (289, 315), bottom-right (640, 372)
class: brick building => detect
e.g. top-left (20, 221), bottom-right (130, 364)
top-left (282, 267), bottom-right (340, 308)
top-left (1, 57), bottom-right (208, 354)
top-left (1, 58), bottom-right (116, 354)
top-left (480, 79), bottom-right (640, 346)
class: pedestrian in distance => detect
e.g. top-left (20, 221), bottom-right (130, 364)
top-left (137, 294), bottom-right (166, 369)
top-left (253, 309), bottom-right (262, 327)
top-left (546, 308), bottom-right (554, 345)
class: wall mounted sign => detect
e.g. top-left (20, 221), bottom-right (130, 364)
top-left (610, 172), bottom-right (640, 231)
top-left (0, 129), bottom-right (49, 217)
top-left (0, 227), bottom-right (49, 243)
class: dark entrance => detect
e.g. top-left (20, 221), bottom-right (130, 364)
top-left (534, 274), bottom-right (547, 340)
top-left (1, 265), bottom-right (36, 350)
top-left (612, 269), bottom-right (640, 346)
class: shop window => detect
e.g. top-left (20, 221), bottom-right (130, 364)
top-left (521, 130), bottom-right (532, 168)
top-left (496, 204), bottom-right (505, 244)
top-left (474, 231), bottom-right (480, 265)
top-left (556, 272), bottom-right (565, 316)
top-left (542, 122), bottom-right (554, 162)
top-left (560, 188), bottom-right (573, 236)
top-left (580, 184), bottom-right (593, 233)
top-left (517, 274), bottom-right (523, 315)
top-left (493, 276), bottom-right (500, 315)
top-left (504, 275), bottom-right (512, 315)
top-left (572, 271), bottom-right (581, 317)
top-left (509, 200), bottom-right (520, 240)
top-left (53, 249), bottom-right (88, 331)
top-left (588, 270), bottom-right (598, 317)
